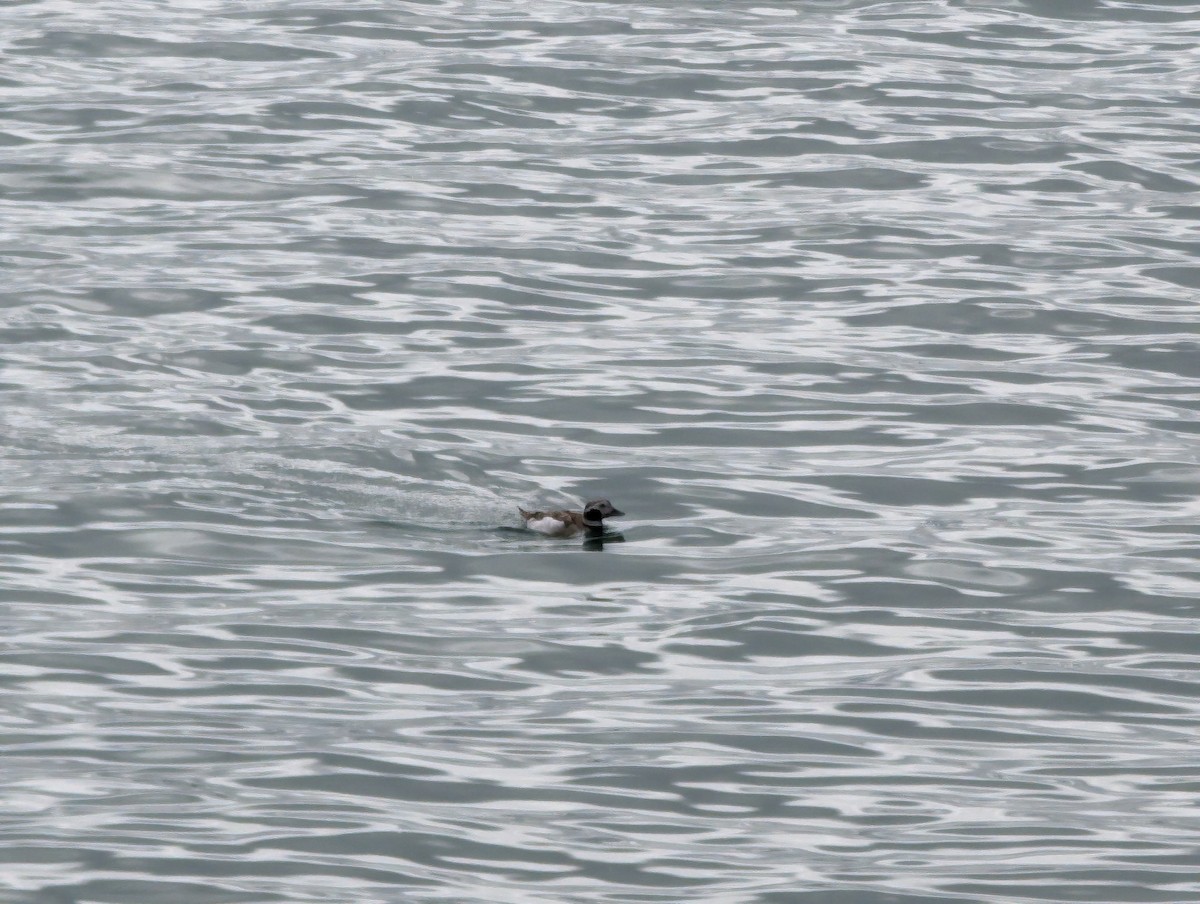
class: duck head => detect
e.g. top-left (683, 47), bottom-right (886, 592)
top-left (582, 499), bottom-right (625, 528)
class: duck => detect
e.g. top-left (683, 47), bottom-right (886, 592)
top-left (518, 498), bottom-right (625, 537)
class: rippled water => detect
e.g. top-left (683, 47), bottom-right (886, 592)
top-left (3, 1), bottom-right (1200, 902)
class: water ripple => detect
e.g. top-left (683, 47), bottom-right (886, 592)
top-left (3, 1), bottom-right (1200, 902)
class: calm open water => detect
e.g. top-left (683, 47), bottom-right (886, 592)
top-left (2, 2), bottom-right (1199, 902)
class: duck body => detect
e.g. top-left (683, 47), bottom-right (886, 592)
top-left (518, 498), bottom-right (625, 537)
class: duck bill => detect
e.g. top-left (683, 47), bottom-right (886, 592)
top-left (608, 508), bottom-right (625, 518)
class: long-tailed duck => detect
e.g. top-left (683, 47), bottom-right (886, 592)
top-left (518, 499), bottom-right (625, 537)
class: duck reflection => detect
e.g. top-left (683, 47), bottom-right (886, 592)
top-left (582, 528), bottom-right (625, 551)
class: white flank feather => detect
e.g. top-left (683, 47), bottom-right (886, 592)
top-left (526, 516), bottom-right (571, 536)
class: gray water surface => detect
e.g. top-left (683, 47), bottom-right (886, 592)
top-left (2, 2), bottom-right (1199, 902)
